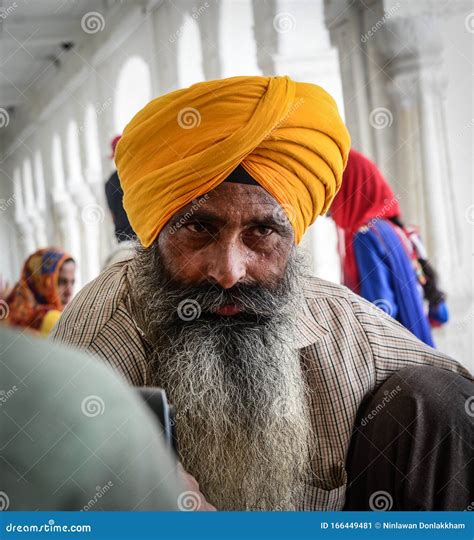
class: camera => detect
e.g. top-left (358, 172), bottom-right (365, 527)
top-left (137, 387), bottom-right (178, 457)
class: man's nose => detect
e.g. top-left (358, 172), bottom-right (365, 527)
top-left (205, 240), bottom-right (247, 289)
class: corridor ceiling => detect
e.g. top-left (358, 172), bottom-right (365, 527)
top-left (0, 0), bottom-right (116, 113)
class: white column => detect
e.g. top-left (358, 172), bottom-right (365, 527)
top-left (12, 166), bottom-right (35, 258)
top-left (323, 0), bottom-right (376, 158)
top-left (196, 1), bottom-right (223, 80)
top-left (51, 132), bottom-right (83, 287)
top-left (151, 2), bottom-right (186, 93)
top-left (22, 156), bottom-right (47, 249)
top-left (66, 120), bottom-right (102, 284)
top-left (88, 72), bottom-right (123, 265)
top-left (377, 15), bottom-right (459, 283)
top-left (32, 150), bottom-right (49, 247)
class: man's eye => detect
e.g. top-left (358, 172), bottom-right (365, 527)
top-left (186, 222), bottom-right (211, 234)
top-left (251, 225), bottom-right (274, 237)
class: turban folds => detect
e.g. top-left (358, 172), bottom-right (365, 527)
top-left (115, 76), bottom-right (350, 247)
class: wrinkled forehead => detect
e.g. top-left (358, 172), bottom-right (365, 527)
top-left (169, 182), bottom-right (285, 225)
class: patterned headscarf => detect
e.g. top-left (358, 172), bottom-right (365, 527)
top-left (5, 248), bottom-right (73, 332)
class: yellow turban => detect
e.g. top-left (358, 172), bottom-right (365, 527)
top-left (115, 75), bottom-right (350, 248)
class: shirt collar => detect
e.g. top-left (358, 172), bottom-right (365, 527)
top-left (294, 294), bottom-right (329, 349)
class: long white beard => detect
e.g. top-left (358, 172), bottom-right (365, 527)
top-left (132, 246), bottom-right (312, 510)
top-left (151, 308), bottom-right (311, 510)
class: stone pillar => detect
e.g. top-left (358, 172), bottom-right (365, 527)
top-left (32, 150), bottom-right (49, 248)
top-left (151, 2), bottom-right (186, 93)
top-left (323, 0), bottom-right (470, 360)
top-left (197, 1), bottom-right (223, 80)
top-left (12, 166), bottom-right (35, 259)
top-left (82, 75), bottom-right (116, 267)
top-left (65, 120), bottom-right (102, 285)
top-left (22, 155), bottom-right (47, 249)
top-left (50, 131), bottom-right (83, 287)
top-left (376, 15), bottom-right (460, 283)
top-left (323, 0), bottom-right (376, 158)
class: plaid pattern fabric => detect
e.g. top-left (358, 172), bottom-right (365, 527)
top-left (50, 261), bottom-right (472, 511)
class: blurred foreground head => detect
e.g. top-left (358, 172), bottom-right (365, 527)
top-left (0, 326), bottom-right (183, 510)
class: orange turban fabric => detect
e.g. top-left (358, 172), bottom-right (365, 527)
top-left (115, 75), bottom-right (350, 247)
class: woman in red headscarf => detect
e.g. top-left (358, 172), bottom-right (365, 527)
top-left (331, 149), bottom-right (448, 347)
top-left (3, 248), bottom-right (75, 336)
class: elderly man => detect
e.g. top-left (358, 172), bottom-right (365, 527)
top-left (51, 76), bottom-right (473, 511)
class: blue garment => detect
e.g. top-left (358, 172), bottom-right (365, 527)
top-left (429, 301), bottom-right (449, 324)
top-left (353, 220), bottom-right (435, 347)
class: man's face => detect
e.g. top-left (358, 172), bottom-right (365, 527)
top-left (158, 182), bottom-right (295, 304)
top-left (57, 260), bottom-right (75, 306)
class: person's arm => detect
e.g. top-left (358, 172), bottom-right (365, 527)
top-left (352, 229), bottom-right (399, 320)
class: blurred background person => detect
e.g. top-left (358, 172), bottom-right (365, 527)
top-left (104, 134), bottom-right (136, 267)
top-left (330, 149), bottom-right (448, 347)
top-left (2, 247), bottom-right (75, 336)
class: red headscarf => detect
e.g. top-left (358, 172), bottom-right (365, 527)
top-left (5, 248), bottom-right (73, 332)
top-left (109, 135), bottom-right (122, 159)
top-left (330, 149), bottom-right (401, 292)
